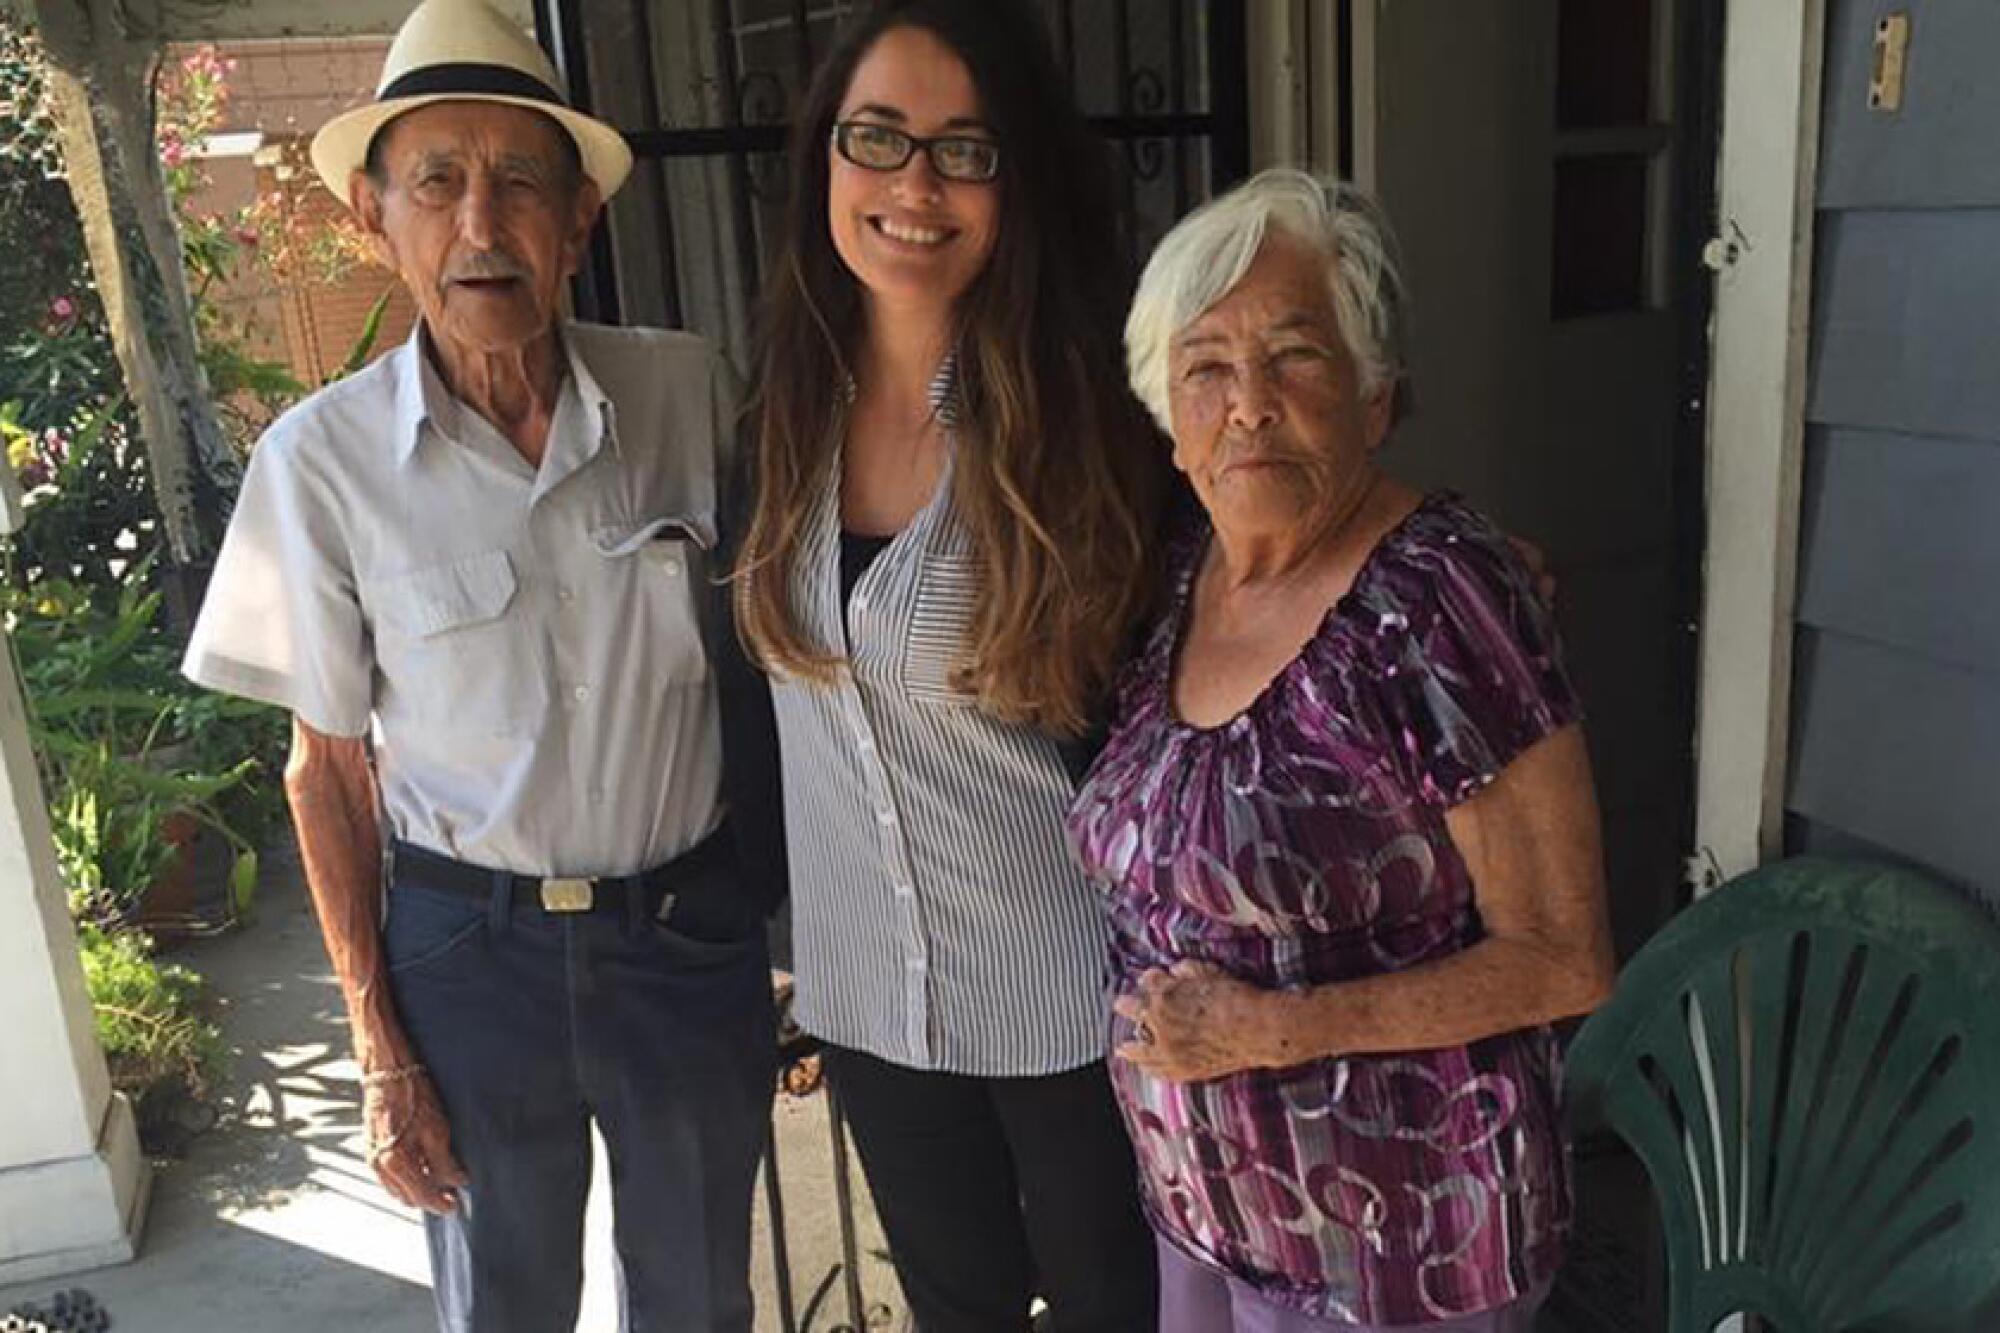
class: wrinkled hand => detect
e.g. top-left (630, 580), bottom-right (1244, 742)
top-left (364, 1069), bottom-right (468, 1214)
top-left (1113, 962), bottom-right (1275, 1084)
top-left (1505, 535), bottom-right (1558, 608)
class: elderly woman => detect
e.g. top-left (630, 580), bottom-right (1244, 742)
top-left (1066, 169), bottom-right (1616, 1332)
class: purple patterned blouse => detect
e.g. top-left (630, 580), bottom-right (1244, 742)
top-left (1066, 493), bottom-right (1582, 1326)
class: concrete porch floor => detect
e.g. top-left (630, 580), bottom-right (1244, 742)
top-left (0, 843), bottom-right (905, 1333)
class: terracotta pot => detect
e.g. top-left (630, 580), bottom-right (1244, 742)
top-left (127, 810), bottom-right (236, 938)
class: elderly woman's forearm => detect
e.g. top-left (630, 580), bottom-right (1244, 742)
top-left (1255, 933), bottom-right (1614, 1066)
top-left (1241, 725), bottom-right (1618, 1062)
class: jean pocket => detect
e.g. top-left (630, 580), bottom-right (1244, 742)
top-left (385, 887), bottom-right (488, 975)
top-left (649, 919), bottom-right (766, 970)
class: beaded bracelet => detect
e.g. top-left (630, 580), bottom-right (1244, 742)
top-left (360, 1065), bottom-right (427, 1089)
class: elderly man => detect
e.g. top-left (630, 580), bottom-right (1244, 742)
top-left (183, 2), bottom-right (776, 1329)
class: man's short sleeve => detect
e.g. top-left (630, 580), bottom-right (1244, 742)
top-left (182, 428), bottom-right (372, 737)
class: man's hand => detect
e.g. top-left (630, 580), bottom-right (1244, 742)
top-left (364, 1068), bottom-right (469, 1214)
top-left (1113, 961), bottom-right (1278, 1084)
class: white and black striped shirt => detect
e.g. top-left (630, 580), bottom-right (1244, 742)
top-left (768, 360), bottom-right (1110, 1076)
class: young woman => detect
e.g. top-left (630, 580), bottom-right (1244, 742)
top-left (727, 2), bottom-right (1165, 1328)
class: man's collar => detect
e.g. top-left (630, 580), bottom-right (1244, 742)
top-left (533, 327), bottom-right (618, 501)
top-left (393, 320), bottom-right (613, 464)
top-left (390, 319), bottom-right (435, 463)
top-left (558, 323), bottom-right (615, 438)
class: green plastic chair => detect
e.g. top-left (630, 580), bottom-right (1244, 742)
top-left (1565, 857), bottom-right (2000, 1332)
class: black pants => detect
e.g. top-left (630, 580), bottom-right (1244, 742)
top-left (823, 1046), bottom-right (1157, 1333)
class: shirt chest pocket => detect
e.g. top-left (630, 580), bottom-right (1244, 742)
top-left (365, 551), bottom-right (546, 735)
top-left (596, 517), bottom-right (711, 685)
top-left (901, 550), bottom-right (981, 706)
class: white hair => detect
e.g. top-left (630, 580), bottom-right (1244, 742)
top-left (1124, 168), bottom-right (1410, 433)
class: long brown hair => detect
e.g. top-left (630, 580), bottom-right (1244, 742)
top-left (733, 0), bottom-right (1167, 737)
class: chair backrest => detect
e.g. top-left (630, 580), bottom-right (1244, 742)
top-left (1565, 857), bottom-right (2000, 1333)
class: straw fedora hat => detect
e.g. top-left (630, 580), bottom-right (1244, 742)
top-left (310, 0), bottom-right (633, 203)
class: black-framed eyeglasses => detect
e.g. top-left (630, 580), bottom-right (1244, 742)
top-left (831, 121), bottom-right (1002, 183)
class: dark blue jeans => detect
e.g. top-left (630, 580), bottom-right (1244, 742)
top-left (384, 873), bottom-right (776, 1333)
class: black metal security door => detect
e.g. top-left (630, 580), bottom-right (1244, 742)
top-left (533, 0), bottom-right (1247, 342)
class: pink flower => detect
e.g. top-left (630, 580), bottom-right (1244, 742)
top-left (160, 138), bottom-right (186, 168)
top-left (49, 295), bottom-right (75, 321)
top-left (234, 225), bottom-right (259, 247)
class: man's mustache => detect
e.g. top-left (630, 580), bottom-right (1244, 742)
top-left (444, 253), bottom-right (530, 284)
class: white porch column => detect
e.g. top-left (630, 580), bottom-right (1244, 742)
top-left (1690, 0), bottom-right (1827, 889)
top-left (0, 634), bottom-right (149, 1283)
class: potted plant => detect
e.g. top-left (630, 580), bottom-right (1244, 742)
top-left (8, 556), bottom-right (279, 934)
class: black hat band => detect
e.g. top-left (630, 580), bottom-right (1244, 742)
top-left (378, 61), bottom-right (567, 108)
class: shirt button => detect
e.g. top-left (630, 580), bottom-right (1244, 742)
top-left (662, 556), bottom-right (683, 577)
top-left (876, 807), bottom-right (896, 826)
top-left (894, 882), bottom-right (914, 899)
top-left (906, 959), bottom-right (926, 973)
top-left (558, 586), bottom-right (576, 602)
top-left (572, 685), bottom-right (591, 702)
top-left (853, 594), bottom-right (869, 612)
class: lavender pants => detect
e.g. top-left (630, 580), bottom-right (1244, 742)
top-left (1156, 1237), bottom-right (1548, 1333)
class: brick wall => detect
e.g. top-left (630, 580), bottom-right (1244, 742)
top-left (174, 37), bottom-right (418, 403)
top-left (256, 150), bottom-right (419, 385)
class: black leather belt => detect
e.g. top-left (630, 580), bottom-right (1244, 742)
top-left (388, 823), bottom-right (735, 923)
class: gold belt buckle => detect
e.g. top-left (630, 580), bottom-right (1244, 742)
top-left (539, 877), bottom-right (596, 912)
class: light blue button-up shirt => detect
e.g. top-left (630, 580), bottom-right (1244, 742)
top-left (186, 320), bottom-right (738, 877)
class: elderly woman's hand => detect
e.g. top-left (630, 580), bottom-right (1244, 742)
top-left (1114, 961), bottom-right (1281, 1083)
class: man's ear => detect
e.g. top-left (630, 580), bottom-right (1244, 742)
top-left (349, 171), bottom-right (397, 270)
top-left (563, 177), bottom-right (604, 278)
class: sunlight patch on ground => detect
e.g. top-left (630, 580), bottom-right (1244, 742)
top-left (221, 1177), bottom-right (432, 1287)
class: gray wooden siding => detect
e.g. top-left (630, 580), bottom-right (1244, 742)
top-left (1797, 427), bottom-right (2000, 674)
top-left (1788, 0), bottom-right (2000, 906)
top-left (1807, 210), bottom-right (2000, 443)
top-left (1788, 630), bottom-right (2000, 892)
top-left (1817, 0), bottom-right (2000, 209)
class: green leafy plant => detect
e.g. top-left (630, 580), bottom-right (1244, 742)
top-left (0, 23), bottom-right (330, 1136)
top-left (330, 288), bottom-right (394, 384)
top-left (7, 551), bottom-right (284, 927)
top-left (77, 922), bottom-right (223, 1100)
